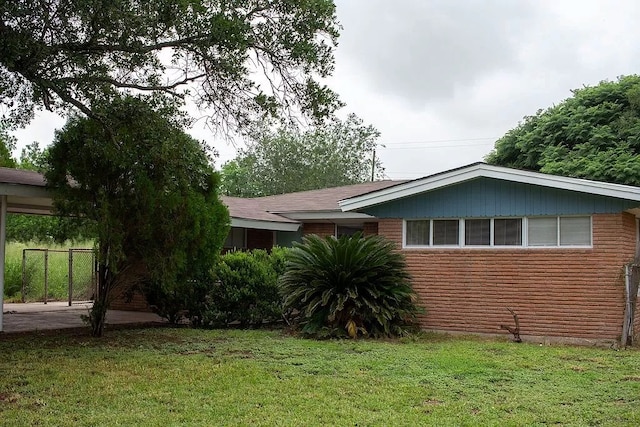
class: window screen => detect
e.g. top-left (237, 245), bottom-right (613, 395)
top-left (465, 219), bottom-right (490, 245)
top-left (224, 227), bottom-right (246, 249)
top-left (337, 225), bottom-right (364, 238)
top-left (405, 220), bottom-right (430, 246)
top-left (560, 217), bottom-right (591, 246)
top-left (494, 219), bottom-right (522, 246)
top-left (433, 220), bottom-right (459, 245)
top-left (527, 217), bottom-right (558, 246)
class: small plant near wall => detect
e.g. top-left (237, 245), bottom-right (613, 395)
top-left (279, 234), bottom-right (422, 339)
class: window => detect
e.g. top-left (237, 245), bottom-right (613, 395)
top-left (336, 225), bottom-right (364, 238)
top-left (224, 227), bottom-right (246, 250)
top-left (560, 217), bottom-right (591, 246)
top-left (494, 219), bottom-right (522, 246)
top-left (405, 220), bottom-right (429, 246)
top-left (433, 220), bottom-right (459, 245)
top-left (403, 216), bottom-right (591, 248)
top-left (528, 217), bottom-right (558, 246)
top-left (527, 216), bottom-right (592, 247)
top-left (465, 219), bottom-right (490, 245)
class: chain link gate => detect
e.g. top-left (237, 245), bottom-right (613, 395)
top-left (21, 248), bottom-right (97, 305)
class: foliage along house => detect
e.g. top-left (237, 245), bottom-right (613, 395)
top-left (224, 163), bottom-right (640, 346)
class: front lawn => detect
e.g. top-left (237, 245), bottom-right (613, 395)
top-left (1, 328), bottom-right (639, 426)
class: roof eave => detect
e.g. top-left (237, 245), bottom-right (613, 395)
top-left (339, 163), bottom-right (640, 211)
top-left (230, 217), bottom-right (300, 232)
top-left (275, 210), bottom-right (375, 221)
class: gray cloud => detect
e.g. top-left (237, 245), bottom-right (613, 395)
top-left (335, 0), bottom-right (540, 106)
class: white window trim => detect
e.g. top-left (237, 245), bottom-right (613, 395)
top-left (403, 216), bottom-right (593, 249)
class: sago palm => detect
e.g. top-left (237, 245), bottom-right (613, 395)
top-left (279, 233), bottom-right (421, 338)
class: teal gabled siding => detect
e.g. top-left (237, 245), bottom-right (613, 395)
top-left (361, 178), bottom-right (639, 218)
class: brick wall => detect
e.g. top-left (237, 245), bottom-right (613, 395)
top-left (378, 213), bottom-right (637, 342)
top-left (363, 222), bottom-right (379, 236)
top-left (247, 229), bottom-right (274, 250)
top-left (302, 223), bottom-right (335, 238)
top-left (110, 289), bottom-right (151, 312)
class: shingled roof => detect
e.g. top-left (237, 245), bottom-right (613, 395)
top-left (0, 167), bottom-right (47, 187)
top-left (221, 196), bottom-right (299, 224)
top-left (0, 167), bottom-right (52, 214)
top-left (251, 180), bottom-right (406, 213)
top-left (221, 180), bottom-right (406, 231)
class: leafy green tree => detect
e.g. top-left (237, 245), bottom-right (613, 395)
top-left (279, 233), bottom-right (421, 339)
top-left (5, 213), bottom-right (92, 244)
top-left (221, 114), bottom-right (383, 197)
top-left (0, 1), bottom-right (341, 130)
top-left (45, 96), bottom-right (229, 337)
top-left (486, 75), bottom-right (640, 185)
top-left (18, 142), bottom-right (47, 172)
top-left (0, 122), bottom-right (17, 167)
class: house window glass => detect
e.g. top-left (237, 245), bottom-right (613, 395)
top-left (494, 219), bottom-right (522, 246)
top-left (527, 217), bottom-right (558, 246)
top-left (560, 216), bottom-right (591, 246)
top-left (465, 219), bottom-right (490, 245)
top-left (224, 227), bottom-right (246, 250)
top-left (406, 220), bottom-right (430, 246)
top-left (404, 216), bottom-right (591, 248)
top-left (433, 220), bottom-right (459, 245)
top-left (337, 225), bottom-right (364, 238)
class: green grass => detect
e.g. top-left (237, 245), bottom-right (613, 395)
top-left (3, 241), bottom-right (94, 302)
top-left (1, 329), bottom-right (639, 426)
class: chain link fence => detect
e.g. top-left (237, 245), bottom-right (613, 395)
top-left (21, 248), bottom-right (97, 304)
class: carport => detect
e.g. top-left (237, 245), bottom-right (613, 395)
top-left (0, 167), bottom-right (54, 332)
top-left (0, 167), bottom-right (168, 333)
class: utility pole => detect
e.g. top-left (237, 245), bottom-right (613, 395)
top-left (371, 148), bottom-right (376, 181)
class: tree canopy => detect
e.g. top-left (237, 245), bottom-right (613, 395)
top-left (45, 95), bottom-right (229, 336)
top-left (0, 0), bottom-right (341, 130)
top-left (220, 114), bottom-right (384, 197)
top-left (486, 75), bottom-right (640, 185)
top-left (0, 122), bottom-right (17, 167)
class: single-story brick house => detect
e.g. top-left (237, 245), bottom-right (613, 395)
top-left (111, 163), bottom-right (640, 345)
top-left (220, 162), bottom-right (640, 345)
top-left (338, 163), bottom-right (640, 346)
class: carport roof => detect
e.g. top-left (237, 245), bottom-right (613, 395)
top-left (0, 167), bottom-right (52, 215)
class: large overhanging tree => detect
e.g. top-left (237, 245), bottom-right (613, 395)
top-left (486, 75), bottom-right (640, 186)
top-left (0, 0), bottom-right (341, 129)
top-left (45, 96), bottom-right (230, 337)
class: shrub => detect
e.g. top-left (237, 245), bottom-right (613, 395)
top-left (146, 248), bottom-right (289, 328)
top-left (202, 250), bottom-right (282, 327)
top-left (279, 233), bottom-right (421, 338)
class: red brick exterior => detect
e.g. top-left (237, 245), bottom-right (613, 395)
top-left (110, 289), bottom-right (151, 312)
top-left (302, 223), bottom-right (336, 238)
top-left (363, 222), bottom-right (379, 236)
top-left (378, 213), bottom-right (637, 342)
top-left (247, 229), bottom-right (274, 250)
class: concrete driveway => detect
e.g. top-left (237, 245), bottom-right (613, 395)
top-left (1, 301), bottom-right (165, 333)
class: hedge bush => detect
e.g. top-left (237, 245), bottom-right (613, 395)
top-left (146, 248), bottom-right (288, 327)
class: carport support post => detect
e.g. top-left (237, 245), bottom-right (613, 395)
top-left (0, 195), bottom-right (7, 332)
top-left (68, 249), bottom-right (73, 307)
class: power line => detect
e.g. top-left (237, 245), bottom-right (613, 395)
top-left (379, 141), bottom-right (496, 150)
top-left (380, 137), bottom-right (498, 146)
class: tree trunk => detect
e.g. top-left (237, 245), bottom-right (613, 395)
top-left (90, 244), bottom-right (112, 337)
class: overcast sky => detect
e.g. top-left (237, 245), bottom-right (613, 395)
top-left (11, 0), bottom-right (640, 179)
